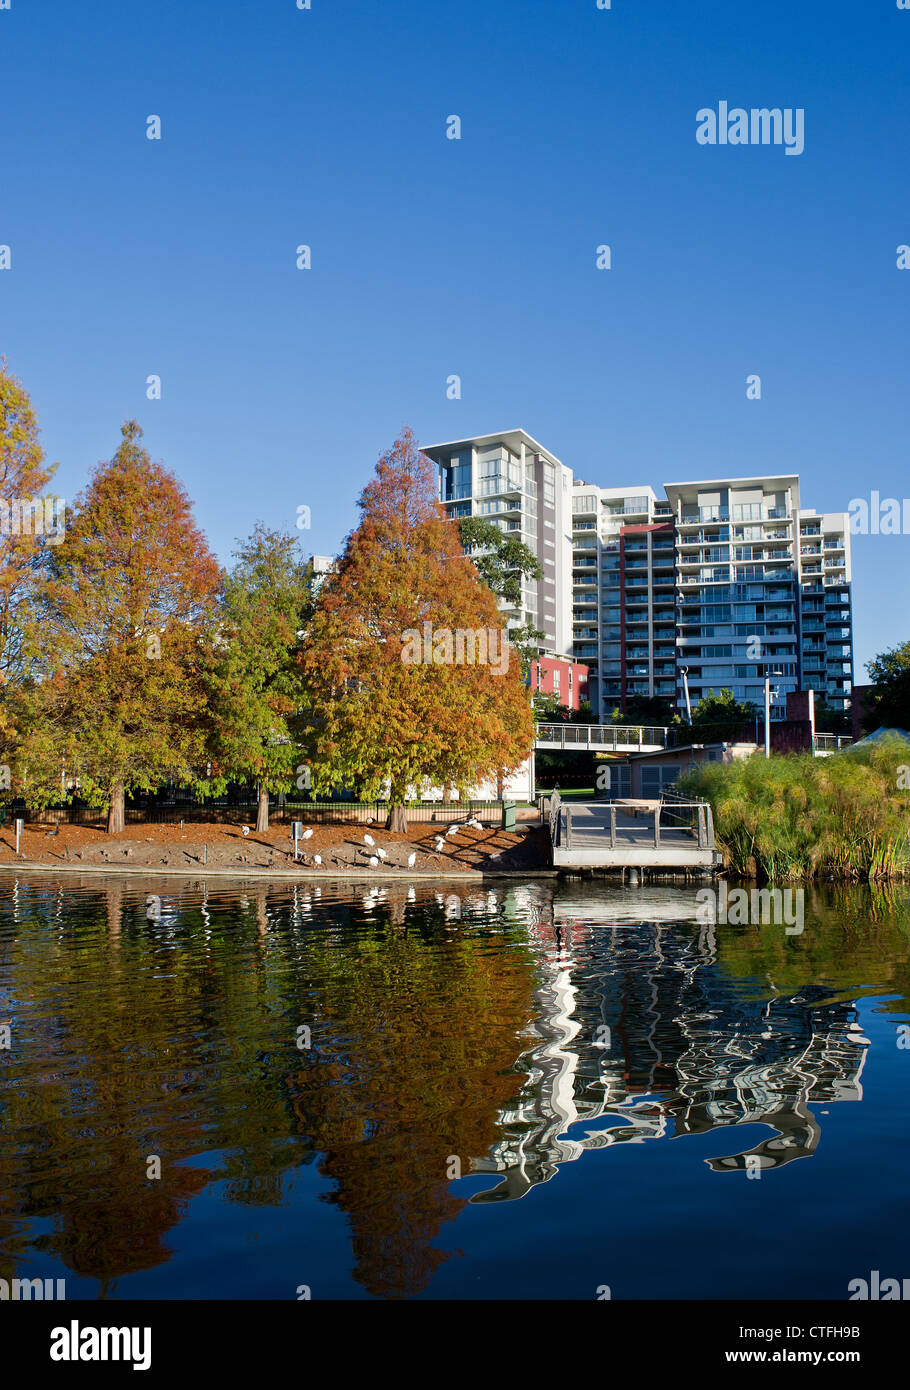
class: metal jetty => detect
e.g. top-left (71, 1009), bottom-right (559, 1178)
top-left (546, 789), bottom-right (720, 875)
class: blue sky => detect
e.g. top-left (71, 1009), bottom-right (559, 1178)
top-left (1, 0), bottom-right (907, 675)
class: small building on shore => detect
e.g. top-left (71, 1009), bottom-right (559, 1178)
top-left (600, 742), bottom-right (758, 799)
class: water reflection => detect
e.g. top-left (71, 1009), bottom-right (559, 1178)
top-left (0, 872), bottom-right (907, 1299)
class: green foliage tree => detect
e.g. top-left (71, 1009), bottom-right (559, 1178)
top-left (457, 517), bottom-right (545, 681)
top-left (210, 525), bottom-right (313, 831)
top-left (456, 516), bottom-right (543, 607)
top-left (864, 641), bottom-right (910, 732)
top-left (624, 694), bottom-right (676, 726)
top-left (683, 688), bottom-right (757, 743)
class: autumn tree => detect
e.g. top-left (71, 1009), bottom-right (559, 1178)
top-left (0, 363), bottom-right (60, 753)
top-left (40, 422), bottom-right (220, 832)
top-left (209, 525), bottom-right (313, 832)
top-left (298, 429), bottom-right (535, 831)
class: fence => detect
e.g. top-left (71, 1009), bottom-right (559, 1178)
top-left (24, 799), bottom-right (508, 829)
top-left (812, 733), bottom-right (853, 753)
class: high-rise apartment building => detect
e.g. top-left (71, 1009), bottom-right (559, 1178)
top-left (424, 432), bottom-right (854, 723)
top-left (424, 430), bottom-right (574, 657)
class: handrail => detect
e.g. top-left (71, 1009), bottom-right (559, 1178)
top-left (657, 788), bottom-right (715, 850)
top-left (536, 723), bottom-right (668, 749)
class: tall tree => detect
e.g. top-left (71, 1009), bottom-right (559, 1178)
top-left (298, 429), bottom-right (534, 831)
top-left (0, 363), bottom-right (59, 737)
top-left (41, 422), bottom-right (220, 832)
top-left (210, 525), bottom-right (312, 832)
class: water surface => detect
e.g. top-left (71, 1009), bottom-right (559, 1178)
top-left (1, 872), bottom-right (908, 1300)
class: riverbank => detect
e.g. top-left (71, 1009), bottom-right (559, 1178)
top-left (0, 819), bottom-right (553, 877)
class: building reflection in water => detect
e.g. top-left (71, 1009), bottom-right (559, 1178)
top-left (469, 887), bottom-right (869, 1201)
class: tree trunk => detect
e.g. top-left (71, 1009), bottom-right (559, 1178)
top-left (256, 784), bottom-right (270, 834)
top-left (107, 782), bottom-right (125, 835)
top-left (386, 803), bottom-right (408, 834)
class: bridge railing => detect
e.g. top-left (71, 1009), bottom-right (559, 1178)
top-left (536, 723), bottom-right (668, 750)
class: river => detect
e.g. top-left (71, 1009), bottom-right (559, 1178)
top-left (1, 872), bottom-right (907, 1300)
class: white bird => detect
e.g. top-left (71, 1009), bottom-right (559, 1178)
top-left (364, 833), bottom-right (375, 847)
top-left (447, 824), bottom-right (459, 835)
top-left (313, 854), bottom-right (322, 866)
top-left (241, 826), bottom-right (250, 837)
top-left (407, 851), bottom-right (417, 868)
top-left (366, 817), bottom-right (374, 825)
top-left (301, 827), bottom-right (313, 840)
top-left (368, 856), bottom-right (378, 868)
top-left (376, 847), bottom-right (387, 860)
top-left (434, 836), bottom-right (445, 853)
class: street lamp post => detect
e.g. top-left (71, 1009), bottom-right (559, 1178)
top-left (681, 666), bottom-right (692, 722)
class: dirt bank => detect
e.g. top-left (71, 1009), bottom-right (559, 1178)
top-left (0, 818), bottom-right (551, 876)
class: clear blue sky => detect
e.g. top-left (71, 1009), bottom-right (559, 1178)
top-left (1, 0), bottom-right (907, 675)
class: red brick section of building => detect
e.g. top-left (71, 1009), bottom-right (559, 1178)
top-left (529, 657), bottom-right (590, 711)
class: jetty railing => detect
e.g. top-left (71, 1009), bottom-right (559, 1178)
top-left (658, 788), bottom-right (715, 849)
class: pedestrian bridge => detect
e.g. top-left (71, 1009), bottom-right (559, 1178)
top-left (535, 723), bottom-right (668, 754)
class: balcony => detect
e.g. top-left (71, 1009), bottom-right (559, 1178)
top-left (680, 507), bottom-right (730, 523)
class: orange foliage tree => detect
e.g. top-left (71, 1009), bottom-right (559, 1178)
top-left (40, 422), bottom-right (221, 832)
top-left (298, 429), bottom-right (534, 831)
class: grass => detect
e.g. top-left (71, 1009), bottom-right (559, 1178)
top-left (678, 736), bottom-right (910, 882)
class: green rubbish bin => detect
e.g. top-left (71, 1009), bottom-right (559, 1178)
top-left (501, 799), bottom-right (516, 832)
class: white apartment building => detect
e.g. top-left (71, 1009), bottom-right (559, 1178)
top-left (423, 430), bottom-right (574, 657)
top-left (424, 434), bottom-right (854, 723)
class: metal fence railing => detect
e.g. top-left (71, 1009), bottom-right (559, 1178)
top-left (658, 789), bottom-right (715, 849)
top-left (21, 800), bottom-right (507, 829)
top-left (812, 733), bottom-right (853, 752)
top-left (536, 723), bottom-right (668, 750)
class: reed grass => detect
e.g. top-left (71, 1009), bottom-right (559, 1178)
top-left (678, 736), bottom-right (910, 881)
